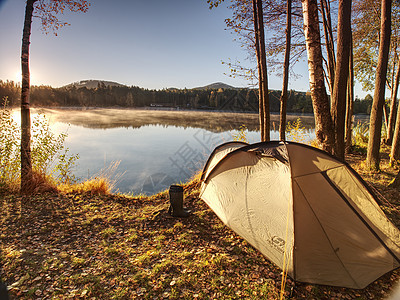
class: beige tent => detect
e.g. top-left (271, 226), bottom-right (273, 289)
top-left (200, 141), bottom-right (400, 289)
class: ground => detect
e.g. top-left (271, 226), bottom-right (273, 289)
top-left (1, 151), bottom-right (400, 299)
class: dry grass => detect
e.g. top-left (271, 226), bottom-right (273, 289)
top-left (0, 161), bottom-right (122, 197)
top-left (1, 170), bottom-right (58, 195)
top-left (58, 161), bottom-right (123, 195)
top-left (2, 174), bottom-right (113, 196)
top-left (58, 177), bottom-right (111, 195)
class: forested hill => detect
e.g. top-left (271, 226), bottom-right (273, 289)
top-left (0, 79), bottom-right (372, 114)
top-left (194, 82), bottom-right (237, 90)
top-left (63, 80), bottom-right (126, 89)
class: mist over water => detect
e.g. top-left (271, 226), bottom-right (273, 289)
top-left (31, 108), bottom-right (317, 195)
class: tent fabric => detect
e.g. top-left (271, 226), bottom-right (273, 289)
top-left (199, 141), bottom-right (400, 289)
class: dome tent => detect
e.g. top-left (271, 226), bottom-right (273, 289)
top-left (200, 141), bottom-right (400, 289)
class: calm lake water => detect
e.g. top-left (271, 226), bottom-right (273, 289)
top-left (30, 108), bottom-right (318, 195)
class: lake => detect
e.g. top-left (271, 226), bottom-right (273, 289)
top-left (30, 108), bottom-right (319, 195)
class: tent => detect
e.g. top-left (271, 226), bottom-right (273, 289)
top-left (199, 141), bottom-right (400, 289)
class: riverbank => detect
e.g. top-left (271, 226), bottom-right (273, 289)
top-left (1, 151), bottom-right (400, 299)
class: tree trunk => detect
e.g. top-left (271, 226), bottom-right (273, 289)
top-left (20, 0), bottom-right (37, 192)
top-left (345, 36), bottom-right (354, 153)
top-left (301, 0), bottom-right (334, 153)
top-left (257, 0), bottom-right (270, 141)
top-left (331, 0), bottom-right (352, 160)
top-left (253, 0), bottom-right (265, 141)
top-left (320, 0), bottom-right (336, 95)
top-left (383, 103), bottom-right (389, 134)
top-left (386, 55), bottom-right (400, 144)
top-left (279, 0), bottom-right (292, 141)
top-left (366, 0), bottom-right (392, 170)
top-left (389, 57), bottom-right (400, 164)
top-left (391, 105), bottom-right (400, 165)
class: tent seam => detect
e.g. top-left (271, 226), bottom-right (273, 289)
top-left (341, 167), bottom-right (400, 263)
top-left (321, 171), bottom-right (400, 266)
top-left (285, 142), bottom-right (296, 280)
top-left (200, 141), bottom-right (248, 181)
top-left (293, 178), bottom-right (359, 288)
top-left (292, 165), bottom-right (345, 179)
top-left (243, 167), bottom-right (260, 250)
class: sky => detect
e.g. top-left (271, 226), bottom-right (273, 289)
top-left (0, 0), bottom-right (368, 97)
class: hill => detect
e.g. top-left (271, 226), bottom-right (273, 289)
top-left (194, 82), bottom-right (237, 90)
top-left (63, 80), bottom-right (237, 91)
top-left (65, 79), bottom-right (126, 89)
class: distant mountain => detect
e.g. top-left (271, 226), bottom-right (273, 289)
top-left (194, 82), bottom-right (237, 90)
top-left (63, 80), bottom-right (238, 91)
top-left (64, 80), bottom-right (126, 89)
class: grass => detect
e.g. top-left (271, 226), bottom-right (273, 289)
top-left (1, 151), bottom-right (400, 299)
top-left (0, 161), bottom-right (119, 196)
top-left (58, 177), bottom-right (112, 195)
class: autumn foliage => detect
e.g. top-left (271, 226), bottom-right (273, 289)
top-left (34, 0), bottom-right (90, 34)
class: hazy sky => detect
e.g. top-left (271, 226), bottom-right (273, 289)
top-left (0, 0), bottom-right (368, 97)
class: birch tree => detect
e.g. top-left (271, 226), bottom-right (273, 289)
top-left (20, 0), bottom-right (89, 192)
top-left (301, 0), bottom-right (334, 152)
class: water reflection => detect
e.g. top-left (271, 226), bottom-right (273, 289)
top-left (34, 108), bottom-right (317, 132)
top-left (55, 123), bottom-right (246, 195)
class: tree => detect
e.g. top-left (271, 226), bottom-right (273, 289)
top-left (330, 0), bottom-right (352, 159)
top-left (215, 0), bottom-right (358, 153)
top-left (210, 0), bottom-right (312, 142)
top-left (20, 0), bottom-right (89, 192)
top-left (366, 0), bottom-right (392, 170)
top-left (252, 0), bottom-right (264, 140)
top-left (387, 54), bottom-right (400, 144)
top-left (353, 0), bottom-right (400, 143)
top-left (345, 37), bottom-right (355, 153)
top-left (20, 0), bottom-right (36, 192)
top-left (320, 0), bottom-right (336, 95)
top-left (301, 0), bottom-right (334, 153)
top-left (389, 55), bottom-right (400, 164)
top-left (253, 0), bottom-right (270, 141)
top-left (279, 0), bottom-right (292, 141)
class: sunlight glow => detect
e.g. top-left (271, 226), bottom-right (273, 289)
top-left (14, 70), bottom-right (40, 85)
top-left (11, 109), bottom-right (21, 126)
top-left (10, 109), bottom-right (69, 136)
top-left (14, 71), bottom-right (22, 84)
top-left (10, 109), bottom-right (44, 128)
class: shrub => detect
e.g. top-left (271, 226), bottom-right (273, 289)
top-left (232, 124), bottom-right (249, 143)
top-left (30, 113), bottom-right (79, 184)
top-left (286, 118), bottom-right (310, 144)
top-left (0, 98), bottom-right (79, 193)
top-left (351, 121), bottom-right (369, 152)
top-left (0, 102), bottom-right (20, 191)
